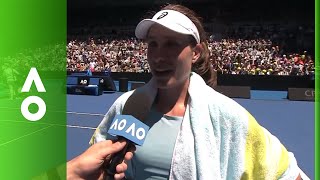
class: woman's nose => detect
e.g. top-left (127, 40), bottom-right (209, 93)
top-left (151, 47), bottom-right (167, 63)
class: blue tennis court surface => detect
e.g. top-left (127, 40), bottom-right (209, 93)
top-left (67, 89), bottom-right (314, 179)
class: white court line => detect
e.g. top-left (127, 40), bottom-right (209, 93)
top-left (0, 119), bottom-right (97, 130)
top-left (0, 108), bottom-right (105, 116)
top-left (0, 106), bottom-right (21, 110)
top-left (0, 125), bottom-right (53, 147)
top-left (0, 106), bottom-right (65, 113)
top-left (0, 111), bottom-right (101, 130)
top-left (67, 111), bottom-right (105, 117)
top-left (0, 119), bottom-right (65, 127)
top-left (67, 125), bottom-right (96, 130)
top-left (67, 112), bottom-right (102, 130)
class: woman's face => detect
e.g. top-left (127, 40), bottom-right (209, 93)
top-left (146, 24), bottom-right (195, 89)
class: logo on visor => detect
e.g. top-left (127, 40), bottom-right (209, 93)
top-left (157, 12), bottom-right (168, 20)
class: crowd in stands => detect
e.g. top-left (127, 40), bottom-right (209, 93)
top-left (67, 38), bottom-right (150, 73)
top-left (208, 38), bottom-right (314, 75)
top-left (67, 34), bottom-right (314, 76)
top-left (1, 44), bottom-right (66, 73)
top-left (67, 1), bottom-right (314, 76)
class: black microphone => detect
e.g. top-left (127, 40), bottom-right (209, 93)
top-left (104, 115), bottom-right (150, 179)
top-left (105, 137), bottom-right (131, 177)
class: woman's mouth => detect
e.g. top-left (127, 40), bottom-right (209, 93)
top-left (154, 69), bottom-right (172, 76)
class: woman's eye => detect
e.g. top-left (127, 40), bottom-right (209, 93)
top-left (166, 41), bottom-right (178, 47)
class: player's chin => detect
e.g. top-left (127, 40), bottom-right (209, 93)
top-left (157, 75), bottom-right (189, 89)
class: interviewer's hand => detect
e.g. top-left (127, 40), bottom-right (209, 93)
top-left (67, 140), bottom-right (135, 180)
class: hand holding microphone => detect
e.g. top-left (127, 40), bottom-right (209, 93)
top-left (104, 79), bottom-right (155, 179)
top-left (105, 115), bottom-right (150, 179)
top-left (67, 139), bottom-right (134, 180)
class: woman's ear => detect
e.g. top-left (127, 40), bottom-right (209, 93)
top-left (192, 44), bottom-right (202, 63)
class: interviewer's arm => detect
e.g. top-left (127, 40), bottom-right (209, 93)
top-left (67, 140), bottom-right (134, 180)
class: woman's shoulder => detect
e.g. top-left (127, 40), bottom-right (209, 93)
top-left (115, 90), bottom-right (135, 103)
top-left (109, 90), bottom-right (135, 111)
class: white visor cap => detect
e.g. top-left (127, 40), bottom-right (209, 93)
top-left (135, 10), bottom-right (200, 44)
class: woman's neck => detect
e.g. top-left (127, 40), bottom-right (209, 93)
top-left (154, 79), bottom-right (190, 117)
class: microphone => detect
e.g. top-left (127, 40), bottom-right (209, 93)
top-left (104, 115), bottom-right (150, 178)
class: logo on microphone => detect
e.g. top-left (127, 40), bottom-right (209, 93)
top-left (108, 115), bottom-right (150, 146)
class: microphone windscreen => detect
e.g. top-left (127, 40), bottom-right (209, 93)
top-left (107, 115), bottom-right (150, 146)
